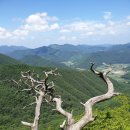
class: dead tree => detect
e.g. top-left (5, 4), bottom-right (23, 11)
top-left (16, 69), bottom-right (58, 130)
top-left (53, 63), bottom-right (120, 130)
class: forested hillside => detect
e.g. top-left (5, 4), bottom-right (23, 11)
top-left (0, 54), bottom-right (20, 65)
top-left (0, 64), bottom-right (130, 130)
top-left (20, 55), bottom-right (66, 68)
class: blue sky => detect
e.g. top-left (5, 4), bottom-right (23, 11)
top-left (0, 0), bottom-right (130, 48)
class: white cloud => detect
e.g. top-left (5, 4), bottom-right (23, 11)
top-left (60, 21), bottom-right (116, 36)
top-left (85, 32), bottom-right (95, 36)
top-left (50, 23), bottom-right (60, 30)
top-left (0, 12), bottom-right (60, 41)
top-left (127, 16), bottom-right (130, 20)
top-left (25, 13), bottom-right (48, 24)
top-left (21, 12), bottom-right (59, 32)
top-left (127, 22), bottom-right (130, 26)
top-left (59, 35), bottom-right (66, 40)
top-left (60, 29), bottom-right (70, 33)
top-left (0, 27), bottom-right (12, 38)
top-left (57, 16), bottom-right (130, 45)
top-left (126, 16), bottom-right (130, 25)
top-left (58, 35), bottom-right (77, 43)
top-left (103, 11), bottom-right (112, 20)
top-left (0, 11), bottom-right (130, 47)
top-left (13, 29), bottom-right (29, 36)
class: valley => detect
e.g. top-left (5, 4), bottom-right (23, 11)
top-left (97, 64), bottom-right (130, 83)
top-left (0, 43), bottom-right (130, 130)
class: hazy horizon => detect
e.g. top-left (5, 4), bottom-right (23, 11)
top-left (0, 42), bottom-right (130, 49)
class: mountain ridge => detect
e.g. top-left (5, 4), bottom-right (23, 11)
top-left (1, 43), bottom-right (130, 69)
top-left (0, 45), bottom-right (28, 54)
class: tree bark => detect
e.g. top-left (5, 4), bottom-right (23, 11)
top-left (22, 91), bottom-right (44, 130)
top-left (32, 91), bottom-right (44, 130)
top-left (19, 69), bottom-right (58, 130)
top-left (53, 64), bottom-right (120, 130)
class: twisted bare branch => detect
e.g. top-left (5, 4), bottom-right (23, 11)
top-left (53, 97), bottom-right (75, 127)
top-left (53, 63), bottom-right (120, 130)
top-left (74, 63), bottom-right (120, 129)
top-left (15, 69), bottom-right (58, 130)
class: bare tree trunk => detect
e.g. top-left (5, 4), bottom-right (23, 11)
top-left (53, 63), bottom-right (120, 130)
top-left (18, 69), bottom-right (59, 130)
top-left (32, 91), bottom-right (44, 130)
top-left (22, 91), bottom-right (44, 130)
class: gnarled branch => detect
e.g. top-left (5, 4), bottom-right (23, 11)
top-left (53, 97), bottom-right (75, 127)
top-left (74, 63), bottom-right (120, 129)
top-left (53, 63), bottom-right (120, 130)
top-left (15, 69), bottom-right (58, 130)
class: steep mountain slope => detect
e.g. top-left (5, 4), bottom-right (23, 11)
top-left (0, 64), bottom-right (107, 130)
top-left (0, 53), bottom-right (20, 65)
top-left (0, 64), bottom-right (130, 130)
top-left (20, 55), bottom-right (66, 68)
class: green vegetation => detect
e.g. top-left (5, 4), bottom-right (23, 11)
top-left (76, 43), bottom-right (130, 69)
top-left (0, 64), bottom-right (130, 130)
top-left (0, 54), bottom-right (20, 65)
top-left (20, 55), bottom-right (66, 68)
top-left (0, 64), bottom-right (106, 130)
top-left (77, 50), bottom-right (130, 68)
top-left (84, 95), bottom-right (130, 130)
top-left (122, 66), bottom-right (130, 82)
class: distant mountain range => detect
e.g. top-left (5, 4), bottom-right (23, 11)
top-left (0, 43), bottom-right (130, 68)
top-left (76, 43), bottom-right (130, 68)
top-left (6, 44), bottom-right (109, 61)
top-left (0, 45), bottom-right (28, 54)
